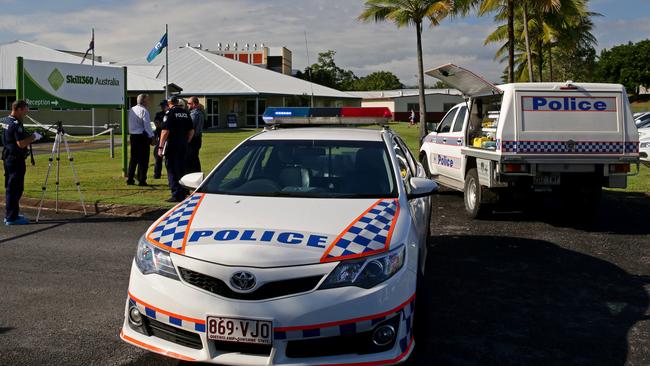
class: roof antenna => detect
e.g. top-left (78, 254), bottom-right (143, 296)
top-left (304, 30), bottom-right (315, 108)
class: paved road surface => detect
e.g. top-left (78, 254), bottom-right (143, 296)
top-left (0, 190), bottom-right (648, 365)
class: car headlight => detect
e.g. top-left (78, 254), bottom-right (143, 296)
top-left (135, 235), bottom-right (180, 280)
top-left (319, 245), bottom-right (405, 290)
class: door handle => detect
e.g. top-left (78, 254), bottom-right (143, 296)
top-left (442, 138), bottom-right (447, 143)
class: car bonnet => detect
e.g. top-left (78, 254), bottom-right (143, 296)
top-left (144, 193), bottom-right (402, 267)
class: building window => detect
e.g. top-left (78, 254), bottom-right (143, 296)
top-left (406, 103), bottom-right (419, 112)
top-left (0, 96), bottom-right (16, 111)
top-left (443, 103), bottom-right (457, 112)
top-left (206, 98), bottom-right (219, 128)
top-left (246, 99), bottom-right (266, 126)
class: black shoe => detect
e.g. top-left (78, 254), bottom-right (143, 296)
top-left (165, 197), bottom-right (182, 203)
top-left (138, 182), bottom-right (148, 187)
top-left (126, 180), bottom-right (135, 186)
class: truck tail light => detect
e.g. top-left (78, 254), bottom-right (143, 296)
top-left (503, 163), bottom-right (530, 173)
top-left (609, 164), bottom-right (630, 174)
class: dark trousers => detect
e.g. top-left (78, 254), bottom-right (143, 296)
top-left (127, 134), bottom-right (151, 184)
top-left (186, 135), bottom-right (202, 174)
top-left (4, 156), bottom-right (26, 221)
top-left (153, 137), bottom-right (163, 178)
top-left (165, 147), bottom-right (189, 200)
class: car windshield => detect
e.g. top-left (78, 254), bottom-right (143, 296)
top-left (198, 139), bottom-right (397, 198)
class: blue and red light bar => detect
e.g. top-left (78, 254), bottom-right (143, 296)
top-left (263, 107), bottom-right (393, 125)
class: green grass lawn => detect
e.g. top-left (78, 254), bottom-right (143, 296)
top-left (631, 100), bottom-right (650, 113)
top-left (1, 122), bottom-right (647, 208)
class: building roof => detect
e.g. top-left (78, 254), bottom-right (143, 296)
top-left (347, 89), bottom-right (462, 100)
top-left (120, 46), bottom-right (357, 99)
top-left (0, 40), bottom-right (171, 92)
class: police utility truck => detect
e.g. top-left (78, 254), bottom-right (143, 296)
top-left (420, 64), bottom-right (641, 218)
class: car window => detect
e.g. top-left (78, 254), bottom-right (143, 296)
top-left (452, 106), bottom-right (467, 133)
top-left (438, 108), bottom-right (458, 134)
top-left (392, 141), bottom-right (412, 193)
top-left (394, 136), bottom-right (417, 176)
top-left (199, 139), bottom-right (397, 198)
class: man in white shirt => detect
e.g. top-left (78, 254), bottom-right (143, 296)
top-left (127, 94), bottom-right (154, 186)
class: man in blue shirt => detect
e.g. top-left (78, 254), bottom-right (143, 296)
top-left (2, 100), bottom-right (41, 225)
top-left (186, 96), bottom-right (204, 173)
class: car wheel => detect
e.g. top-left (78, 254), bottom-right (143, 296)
top-left (464, 168), bottom-right (490, 219)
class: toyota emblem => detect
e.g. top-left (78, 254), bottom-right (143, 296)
top-left (230, 271), bottom-right (256, 291)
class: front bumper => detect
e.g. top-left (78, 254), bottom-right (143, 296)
top-left (121, 260), bottom-right (416, 365)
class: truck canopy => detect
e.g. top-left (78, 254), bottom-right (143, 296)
top-left (425, 63), bottom-right (502, 97)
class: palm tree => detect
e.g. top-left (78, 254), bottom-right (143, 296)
top-left (454, 0), bottom-right (516, 83)
top-left (359, 0), bottom-right (454, 143)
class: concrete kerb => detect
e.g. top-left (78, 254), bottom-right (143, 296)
top-left (0, 197), bottom-right (167, 219)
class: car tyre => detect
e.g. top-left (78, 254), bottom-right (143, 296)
top-left (464, 168), bottom-right (490, 219)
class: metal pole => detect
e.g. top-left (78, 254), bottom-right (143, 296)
top-left (110, 127), bottom-right (115, 159)
top-left (255, 97), bottom-right (259, 129)
top-left (91, 28), bottom-right (96, 136)
top-left (122, 66), bottom-right (128, 176)
top-left (16, 57), bottom-right (24, 100)
top-left (165, 24), bottom-right (169, 99)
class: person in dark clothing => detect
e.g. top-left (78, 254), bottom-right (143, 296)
top-left (186, 96), bottom-right (204, 174)
top-left (2, 100), bottom-right (42, 225)
top-left (158, 96), bottom-right (194, 202)
top-left (152, 100), bottom-right (168, 179)
top-left (127, 94), bottom-right (154, 186)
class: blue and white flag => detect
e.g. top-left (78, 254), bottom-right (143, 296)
top-left (146, 33), bottom-right (167, 63)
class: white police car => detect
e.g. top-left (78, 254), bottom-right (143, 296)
top-left (120, 107), bottom-right (437, 365)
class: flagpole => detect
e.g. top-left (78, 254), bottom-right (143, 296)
top-left (165, 24), bottom-right (169, 99)
top-left (91, 27), bottom-right (96, 135)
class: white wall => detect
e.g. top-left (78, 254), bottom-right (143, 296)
top-left (394, 94), bottom-right (463, 112)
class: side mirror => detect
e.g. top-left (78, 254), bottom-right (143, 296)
top-left (408, 177), bottom-right (438, 200)
top-left (179, 172), bottom-right (204, 190)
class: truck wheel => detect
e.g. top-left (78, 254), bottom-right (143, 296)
top-left (420, 154), bottom-right (432, 178)
top-left (464, 168), bottom-right (489, 219)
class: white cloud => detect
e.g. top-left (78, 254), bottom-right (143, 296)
top-left (0, 0), bottom-right (588, 86)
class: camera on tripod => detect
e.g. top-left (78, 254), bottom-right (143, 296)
top-left (36, 120), bottom-right (87, 222)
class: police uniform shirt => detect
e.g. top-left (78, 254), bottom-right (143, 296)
top-left (154, 111), bottom-right (166, 137)
top-left (161, 107), bottom-right (193, 148)
top-left (2, 116), bottom-right (29, 158)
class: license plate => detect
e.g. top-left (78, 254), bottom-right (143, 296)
top-left (534, 174), bottom-right (561, 186)
top-left (206, 316), bottom-right (273, 345)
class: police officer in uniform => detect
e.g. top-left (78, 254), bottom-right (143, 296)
top-left (158, 96), bottom-right (194, 202)
top-left (152, 99), bottom-right (168, 179)
top-left (2, 100), bottom-right (41, 225)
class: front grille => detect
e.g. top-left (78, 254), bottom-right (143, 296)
top-left (213, 341), bottom-right (273, 356)
top-left (144, 317), bottom-right (203, 350)
top-left (285, 315), bottom-right (400, 358)
top-left (179, 267), bottom-right (323, 301)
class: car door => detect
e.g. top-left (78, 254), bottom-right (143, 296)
top-left (393, 137), bottom-right (427, 244)
top-left (432, 106), bottom-right (460, 179)
top-left (447, 105), bottom-right (468, 182)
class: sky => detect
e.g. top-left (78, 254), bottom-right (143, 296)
top-left (0, 0), bottom-right (648, 85)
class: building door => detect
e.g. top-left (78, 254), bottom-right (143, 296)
top-left (246, 99), bottom-right (266, 127)
top-left (206, 98), bottom-right (220, 128)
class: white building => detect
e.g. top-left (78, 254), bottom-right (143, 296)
top-left (347, 89), bottom-right (463, 122)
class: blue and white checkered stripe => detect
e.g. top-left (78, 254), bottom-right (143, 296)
top-left (128, 297), bottom-right (206, 333)
top-left (149, 194), bottom-right (203, 251)
top-left (323, 199), bottom-right (399, 261)
top-left (501, 140), bottom-right (634, 154)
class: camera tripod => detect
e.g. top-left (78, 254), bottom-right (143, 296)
top-left (36, 121), bottom-right (87, 222)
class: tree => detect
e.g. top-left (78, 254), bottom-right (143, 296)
top-left (296, 50), bottom-right (358, 91)
top-left (482, 0), bottom-right (596, 82)
top-left (597, 40), bottom-right (650, 95)
top-left (359, 0), bottom-right (454, 145)
top-left (351, 71), bottom-right (403, 90)
top-left (454, 0), bottom-right (516, 82)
